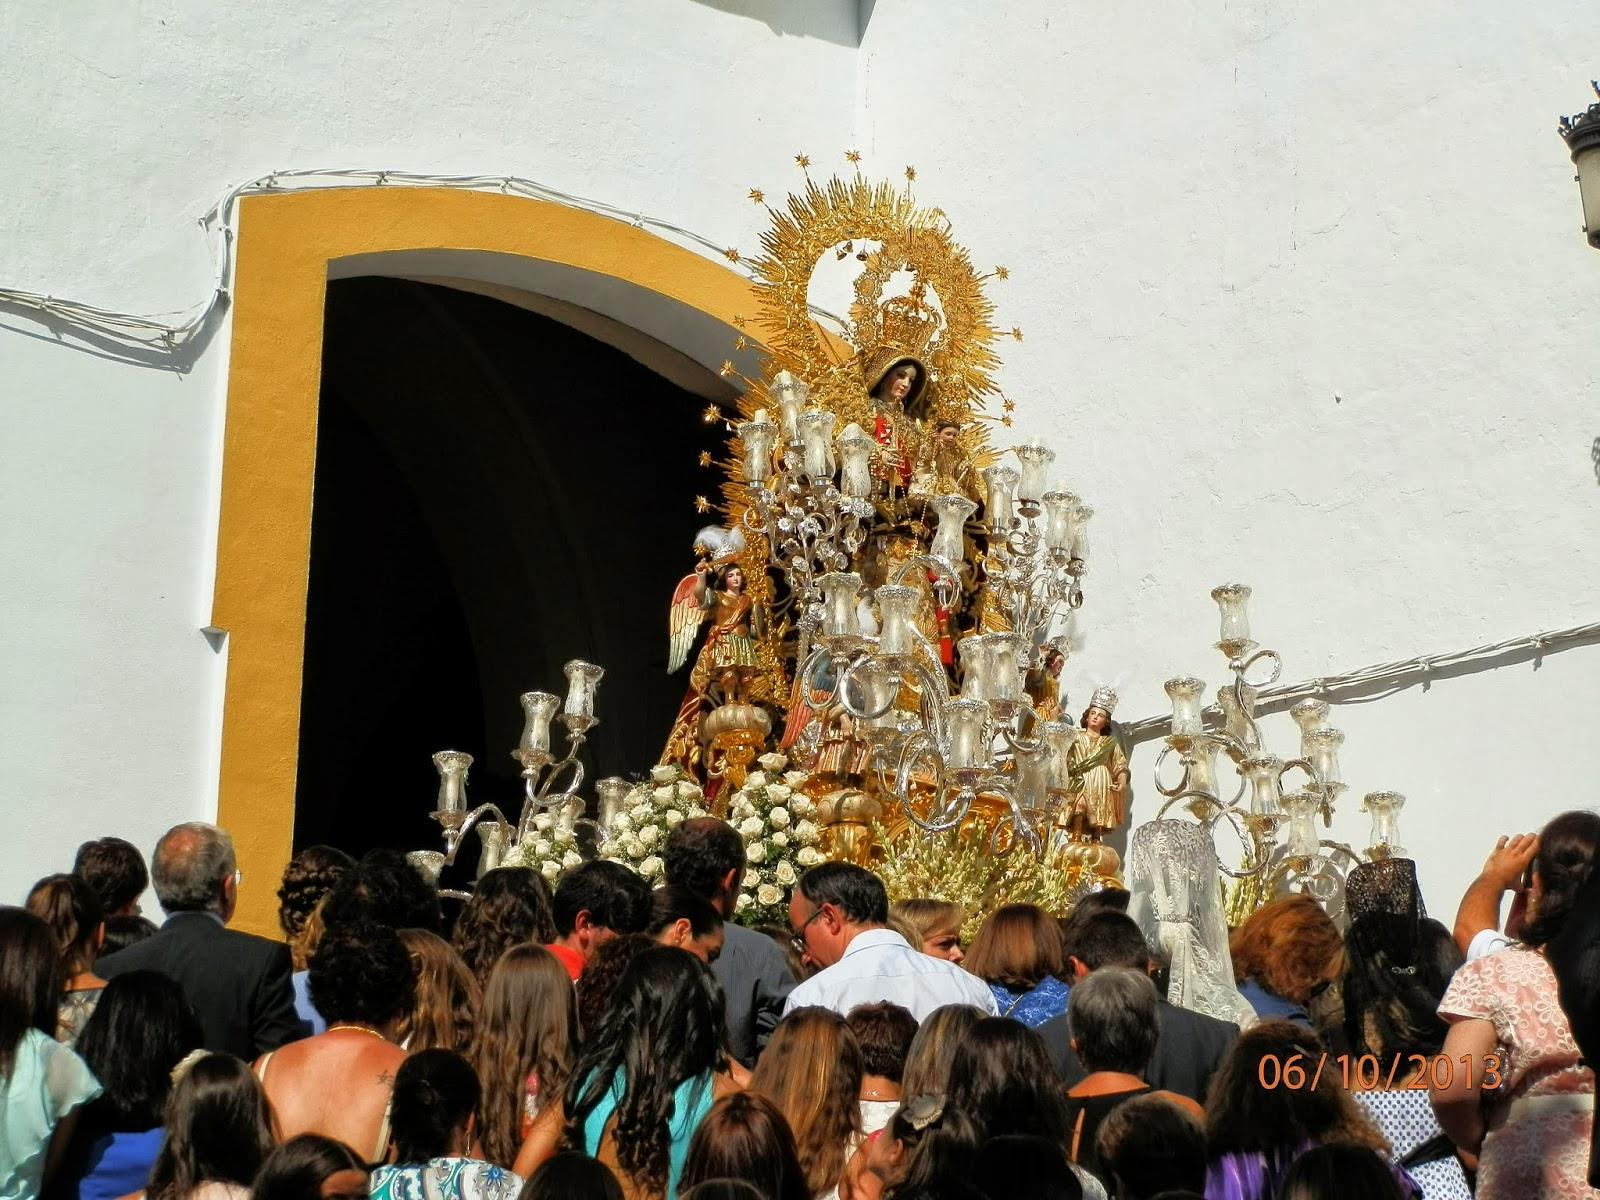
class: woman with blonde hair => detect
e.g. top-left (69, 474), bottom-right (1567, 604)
top-left (963, 904), bottom-right (1069, 1027)
top-left (470, 943), bottom-right (577, 1169)
top-left (752, 1007), bottom-right (863, 1199)
top-left (888, 900), bottom-right (964, 963)
top-left (899, 1004), bottom-right (985, 1098)
top-left (397, 928), bottom-right (480, 1054)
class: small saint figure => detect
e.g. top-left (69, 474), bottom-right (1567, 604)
top-left (1062, 684), bottom-right (1130, 840)
top-left (912, 418), bottom-right (983, 505)
top-left (667, 527), bottom-right (765, 707)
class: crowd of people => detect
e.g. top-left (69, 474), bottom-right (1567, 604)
top-left (2, 807), bottom-right (1597, 1200)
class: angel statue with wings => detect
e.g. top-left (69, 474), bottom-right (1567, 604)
top-left (667, 526), bottom-right (766, 706)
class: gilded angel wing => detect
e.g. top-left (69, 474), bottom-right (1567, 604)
top-left (667, 572), bottom-right (707, 674)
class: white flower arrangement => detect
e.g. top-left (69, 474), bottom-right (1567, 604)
top-left (726, 752), bottom-right (821, 926)
top-left (599, 764), bottom-right (709, 884)
top-left (502, 810), bottom-right (583, 886)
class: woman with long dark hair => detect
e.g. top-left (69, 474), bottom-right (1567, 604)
top-left (249, 1134), bottom-right (366, 1200)
top-left (516, 946), bottom-right (737, 1199)
top-left (0, 907), bottom-right (100, 1198)
top-left (944, 1018), bottom-right (1070, 1146)
top-left (1337, 859), bottom-right (1469, 1200)
top-left (25, 874), bottom-right (107, 1045)
top-left (680, 1092), bottom-right (809, 1200)
top-left (1206, 1020), bottom-right (1407, 1200)
top-left (59, 971), bottom-right (205, 1200)
top-left (1432, 809), bottom-right (1600, 1199)
top-left (751, 1008), bottom-right (862, 1199)
top-left (857, 1095), bottom-right (982, 1200)
top-left (469, 944), bottom-right (575, 1168)
top-left (369, 1049), bottom-right (521, 1200)
top-left (451, 869), bottom-right (557, 988)
top-left (521, 1153), bottom-right (624, 1200)
top-left (646, 887), bottom-right (725, 964)
top-left (144, 1053), bottom-right (275, 1200)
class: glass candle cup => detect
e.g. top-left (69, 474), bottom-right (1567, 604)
top-left (875, 585), bottom-right (921, 658)
top-left (518, 693), bottom-right (561, 754)
top-left (930, 494), bottom-right (977, 567)
top-left (797, 410), bottom-right (836, 479)
top-left (816, 572), bottom-right (864, 639)
top-left (1165, 676), bottom-right (1208, 740)
top-left (983, 464), bottom-right (1020, 531)
top-left (836, 422), bottom-right (876, 498)
top-left (562, 660), bottom-right (605, 719)
top-left (944, 698), bottom-right (992, 769)
top-left (432, 750), bottom-right (473, 815)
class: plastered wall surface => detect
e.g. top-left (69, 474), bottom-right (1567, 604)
top-left (3, 0), bottom-right (1596, 920)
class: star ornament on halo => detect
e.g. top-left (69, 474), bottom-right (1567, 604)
top-left (698, 451), bottom-right (713, 468)
top-left (694, 496), bottom-right (712, 514)
top-left (718, 362), bottom-right (735, 379)
top-left (703, 403), bottom-right (723, 422)
top-left (749, 188), bottom-right (765, 204)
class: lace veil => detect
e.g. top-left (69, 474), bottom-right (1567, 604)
top-left (1127, 819), bottom-right (1258, 1029)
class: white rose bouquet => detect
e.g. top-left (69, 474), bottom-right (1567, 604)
top-left (502, 810), bottom-right (585, 886)
top-left (599, 764), bottom-right (710, 884)
top-left (726, 752), bottom-right (821, 926)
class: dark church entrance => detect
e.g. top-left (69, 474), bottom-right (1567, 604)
top-left (293, 277), bottom-right (725, 876)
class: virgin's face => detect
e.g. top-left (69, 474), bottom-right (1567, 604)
top-left (887, 364), bottom-right (917, 402)
top-left (1085, 708), bottom-right (1108, 733)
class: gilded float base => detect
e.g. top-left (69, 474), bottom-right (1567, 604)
top-left (702, 703), bottom-right (772, 804)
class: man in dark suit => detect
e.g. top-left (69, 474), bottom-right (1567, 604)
top-left (98, 821), bottom-right (302, 1059)
top-left (665, 817), bottom-right (795, 1065)
top-left (1037, 909), bottom-right (1239, 1104)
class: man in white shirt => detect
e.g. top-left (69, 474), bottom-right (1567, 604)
top-left (784, 861), bottom-right (998, 1021)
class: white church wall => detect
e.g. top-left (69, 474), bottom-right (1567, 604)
top-left (1, 0), bottom-right (860, 896)
top-left (857, 1), bottom-right (1600, 914)
top-left (3, 0), bottom-right (1596, 920)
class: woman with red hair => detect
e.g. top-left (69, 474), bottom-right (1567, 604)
top-left (1229, 894), bottom-right (1343, 1028)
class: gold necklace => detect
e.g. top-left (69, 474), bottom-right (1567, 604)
top-left (326, 1023), bottom-right (389, 1042)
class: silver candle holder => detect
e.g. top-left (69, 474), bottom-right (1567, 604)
top-left (411, 660), bottom-right (607, 893)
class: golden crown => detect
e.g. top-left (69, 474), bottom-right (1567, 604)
top-left (879, 291), bottom-right (942, 359)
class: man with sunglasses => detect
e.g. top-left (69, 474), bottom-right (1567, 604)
top-left (784, 861), bottom-right (997, 1021)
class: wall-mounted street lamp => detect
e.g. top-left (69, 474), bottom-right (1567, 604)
top-left (1559, 82), bottom-right (1600, 248)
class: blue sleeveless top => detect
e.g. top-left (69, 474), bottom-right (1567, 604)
top-left (581, 1070), bottom-right (716, 1199)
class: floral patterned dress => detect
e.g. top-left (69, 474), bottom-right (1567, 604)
top-left (1437, 945), bottom-right (1598, 1200)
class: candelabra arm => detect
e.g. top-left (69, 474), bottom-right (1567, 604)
top-left (986, 783), bottom-right (1042, 858)
top-left (1152, 744), bottom-right (1191, 799)
top-left (1232, 647), bottom-right (1284, 688)
top-left (893, 729), bottom-right (937, 803)
top-left (442, 802), bottom-right (512, 868)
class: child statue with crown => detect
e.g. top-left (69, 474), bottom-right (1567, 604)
top-left (1060, 684), bottom-right (1131, 843)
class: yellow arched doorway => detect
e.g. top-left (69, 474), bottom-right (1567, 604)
top-left (212, 188), bottom-right (764, 935)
